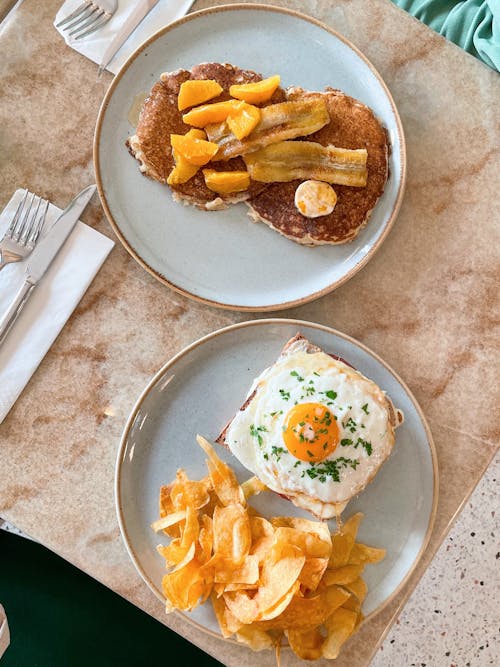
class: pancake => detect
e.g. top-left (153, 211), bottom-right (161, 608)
top-left (246, 87), bottom-right (389, 245)
top-left (127, 63), bottom-right (285, 210)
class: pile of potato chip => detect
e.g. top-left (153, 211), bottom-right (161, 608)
top-left (152, 436), bottom-right (385, 661)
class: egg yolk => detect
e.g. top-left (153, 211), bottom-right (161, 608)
top-left (282, 402), bottom-right (339, 463)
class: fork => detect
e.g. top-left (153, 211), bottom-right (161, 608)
top-left (0, 191), bottom-right (49, 272)
top-left (56, 0), bottom-right (117, 40)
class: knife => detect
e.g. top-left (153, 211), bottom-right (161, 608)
top-left (0, 185), bottom-right (96, 346)
top-left (98, 0), bottom-right (160, 75)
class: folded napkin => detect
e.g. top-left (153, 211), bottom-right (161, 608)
top-left (54, 0), bottom-right (195, 74)
top-left (0, 190), bottom-right (114, 424)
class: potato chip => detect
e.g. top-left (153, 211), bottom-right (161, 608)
top-left (197, 435), bottom-right (245, 506)
top-left (151, 510), bottom-right (186, 533)
top-left (162, 559), bottom-right (204, 611)
top-left (213, 503), bottom-right (251, 565)
top-left (274, 526), bottom-right (331, 559)
top-left (197, 514), bottom-right (213, 564)
top-left (236, 625), bottom-right (274, 651)
top-left (342, 577), bottom-right (368, 604)
top-left (225, 544), bottom-right (304, 623)
top-left (170, 469), bottom-right (211, 511)
top-left (329, 512), bottom-right (363, 568)
top-left (348, 542), bottom-right (386, 565)
top-left (323, 563), bottom-right (365, 586)
top-left (212, 554), bottom-right (259, 585)
top-left (241, 475), bottom-right (268, 499)
top-left (257, 584), bottom-right (350, 631)
top-left (287, 627), bottom-right (324, 661)
top-left (322, 607), bottom-right (358, 659)
top-left (211, 593), bottom-right (243, 637)
top-left (298, 557), bottom-right (329, 591)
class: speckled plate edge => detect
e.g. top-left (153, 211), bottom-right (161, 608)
top-left (115, 318), bottom-right (438, 643)
top-left (94, 4), bottom-right (407, 312)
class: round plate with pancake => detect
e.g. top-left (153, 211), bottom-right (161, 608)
top-left (115, 319), bottom-right (437, 640)
top-left (95, 5), bottom-right (406, 310)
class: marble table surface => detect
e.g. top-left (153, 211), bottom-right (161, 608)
top-left (0, 1), bottom-right (498, 665)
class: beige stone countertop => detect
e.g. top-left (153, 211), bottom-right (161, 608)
top-left (0, 1), bottom-right (498, 666)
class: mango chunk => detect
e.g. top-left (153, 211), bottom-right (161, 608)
top-left (170, 133), bottom-right (219, 166)
top-left (177, 79), bottom-right (223, 111)
top-left (202, 169), bottom-right (251, 194)
top-left (182, 100), bottom-right (242, 128)
top-left (167, 129), bottom-right (206, 185)
top-left (227, 102), bottom-right (261, 140)
top-left (229, 75), bottom-right (281, 105)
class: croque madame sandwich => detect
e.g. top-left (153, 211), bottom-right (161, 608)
top-left (127, 63), bottom-right (389, 245)
top-left (216, 334), bottom-right (403, 520)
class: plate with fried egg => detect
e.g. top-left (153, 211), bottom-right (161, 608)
top-left (94, 5), bottom-right (406, 311)
top-left (115, 319), bottom-right (437, 640)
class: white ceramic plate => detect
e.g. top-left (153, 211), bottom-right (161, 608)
top-left (115, 319), bottom-right (437, 639)
top-left (95, 5), bottom-right (406, 311)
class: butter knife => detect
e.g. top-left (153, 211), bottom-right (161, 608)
top-left (98, 0), bottom-right (159, 75)
top-left (0, 185), bottom-right (96, 346)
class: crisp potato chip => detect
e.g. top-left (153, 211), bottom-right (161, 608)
top-left (274, 526), bottom-right (331, 559)
top-left (298, 556), bottom-right (329, 591)
top-left (287, 627), bottom-right (323, 661)
top-left (348, 542), bottom-right (386, 565)
top-left (197, 514), bottom-right (213, 564)
top-left (241, 476), bottom-right (267, 499)
top-left (211, 593), bottom-right (243, 637)
top-left (197, 435), bottom-right (245, 506)
top-left (213, 503), bottom-right (251, 565)
top-left (329, 512), bottom-right (363, 568)
top-left (257, 584), bottom-right (350, 631)
top-left (322, 607), bottom-right (358, 659)
top-left (323, 563), bottom-right (365, 586)
top-left (212, 554), bottom-right (259, 585)
top-left (272, 516), bottom-right (331, 545)
top-left (236, 625), bottom-right (274, 651)
top-left (342, 577), bottom-right (368, 603)
top-left (162, 559), bottom-right (203, 611)
top-left (170, 469), bottom-right (211, 511)
top-left (224, 544), bottom-right (305, 623)
top-left (258, 580), bottom-right (300, 621)
top-left (151, 510), bottom-right (186, 533)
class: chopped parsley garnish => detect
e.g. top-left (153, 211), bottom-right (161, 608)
top-left (354, 437), bottom-right (373, 456)
top-left (293, 460), bottom-right (302, 468)
top-left (340, 438), bottom-right (353, 447)
top-left (269, 410), bottom-right (283, 417)
top-left (279, 389), bottom-right (291, 401)
top-left (271, 446), bottom-right (287, 462)
top-left (342, 417), bottom-right (357, 433)
top-left (313, 371), bottom-right (320, 377)
top-left (290, 370), bottom-right (304, 382)
top-left (301, 457), bottom-right (359, 482)
top-left (249, 424), bottom-right (267, 446)
top-left (362, 403), bottom-right (369, 414)
top-left (307, 449), bottom-right (314, 458)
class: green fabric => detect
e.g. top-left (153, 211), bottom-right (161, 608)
top-left (392, 0), bottom-right (500, 71)
top-left (0, 530), bottom-right (222, 667)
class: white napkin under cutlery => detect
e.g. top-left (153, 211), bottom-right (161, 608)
top-left (0, 190), bottom-right (114, 424)
top-left (54, 0), bottom-right (196, 74)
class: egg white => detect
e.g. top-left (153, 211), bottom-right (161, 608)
top-left (226, 349), bottom-right (398, 519)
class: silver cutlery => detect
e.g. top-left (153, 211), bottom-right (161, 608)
top-left (98, 0), bottom-right (159, 74)
top-left (0, 191), bottom-right (49, 272)
top-left (56, 0), bottom-right (117, 40)
top-left (0, 185), bottom-right (96, 346)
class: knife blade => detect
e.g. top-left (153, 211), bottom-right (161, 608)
top-left (0, 185), bottom-right (96, 346)
top-left (98, 0), bottom-right (160, 75)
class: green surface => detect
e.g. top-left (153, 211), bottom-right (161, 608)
top-left (392, 0), bottom-right (500, 71)
top-left (0, 530), bottom-right (222, 667)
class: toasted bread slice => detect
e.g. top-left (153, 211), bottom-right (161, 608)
top-left (217, 333), bottom-right (402, 520)
top-left (127, 63), bottom-right (285, 210)
top-left (246, 87), bottom-right (389, 245)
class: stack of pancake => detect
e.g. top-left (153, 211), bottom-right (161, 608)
top-left (127, 63), bottom-right (389, 246)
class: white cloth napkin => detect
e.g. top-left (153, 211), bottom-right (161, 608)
top-left (0, 190), bottom-right (114, 424)
top-left (54, 0), bottom-right (196, 74)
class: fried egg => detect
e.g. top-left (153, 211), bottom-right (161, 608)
top-left (223, 336), bottom-right (402, 519)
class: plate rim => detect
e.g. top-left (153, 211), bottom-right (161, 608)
top-left (115, 317), bottom-right (439, 641)
top-left (94, 3), bottom-right (407, 312)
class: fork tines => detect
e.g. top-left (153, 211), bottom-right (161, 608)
top-left (56, 1), bottom-right (114, 40)
top-left (8, 191), bottom-right (49, 249)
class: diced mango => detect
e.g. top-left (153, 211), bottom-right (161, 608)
top-left (182, 100), bottom-right (242, 128)
top-left (227, 102), bottom-right (261, 140)
top-left (170, 134), bottom-right (219, 166)
top-left (202, 169), bottom-right (251, 194)
top-left (177, 79), bottom-right (223, 111)
top-left (229, 75), bottom-right (281, 105)
top-left (168, 129), bottom-right (206, 184)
